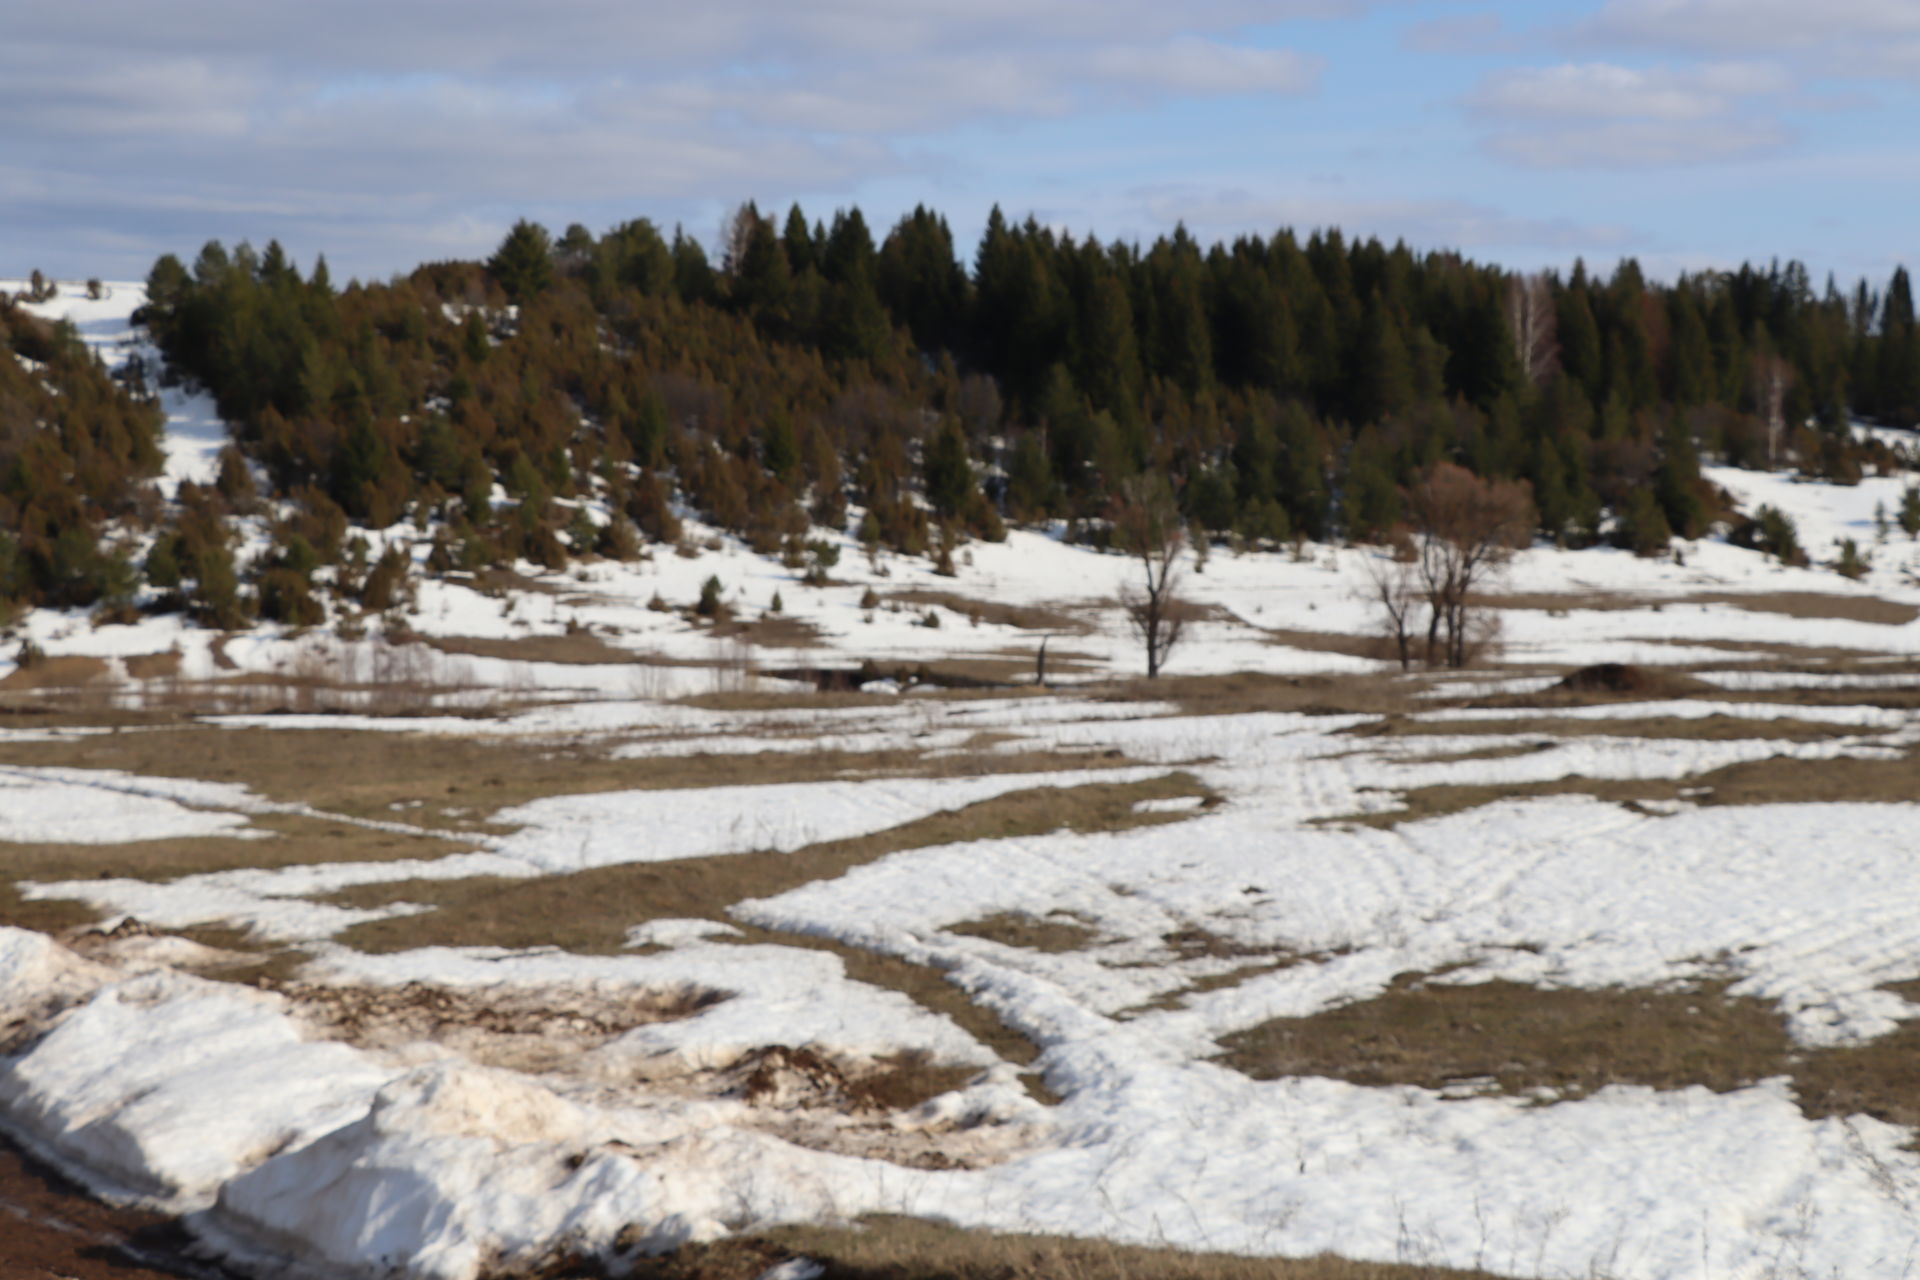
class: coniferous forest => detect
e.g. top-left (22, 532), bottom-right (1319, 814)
top-left (8, 200), bottom-right (1920, 626)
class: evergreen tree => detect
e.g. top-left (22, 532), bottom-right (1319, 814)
top-left (487, 220), bottom-right (555, 305)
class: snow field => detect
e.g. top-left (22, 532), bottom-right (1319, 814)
top-left (11, 283), bottom-right (1920, 1278)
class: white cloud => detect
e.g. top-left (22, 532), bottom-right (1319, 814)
top-left (1484, 118), bottom-right (1789, 168)
top-left (1469, 62), bottom-right (1788, 122)
top-left (1466, 60), bottom-right (1792, 169)
top-left (0, 0), bottom-right (1352, 277)
top-left (1579, 0), bottom-right (1920, 81)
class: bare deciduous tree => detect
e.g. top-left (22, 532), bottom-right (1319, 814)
top-left (1363, 540), bottom-right (1424, 671)
top-left (1111, 474), bottom-right (1192, 679)
top-left (1399, 463), bottom-right (1535, 669)
top-left (1505, 271), bottom-right (1559, 387)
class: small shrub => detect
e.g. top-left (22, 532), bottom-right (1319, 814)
top-left (769, 590), bottom-right (784, 614)
top-left (1835, 538), bottom-right (1871, 581)
top-left (921, 609), bottom-right (941, 629)
top-left (16, 638), bottom-right (47, 668)
top-left (695, 575), bottom-right (723, 618)
top-left (646, 590), bottom-right (670, 613)
top-left (859, 586), bottom-right (880, 609)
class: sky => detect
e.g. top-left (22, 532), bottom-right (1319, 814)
top-left (5, 0), bottom-right (1917, 289)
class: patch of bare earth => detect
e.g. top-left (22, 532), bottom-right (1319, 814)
top-left (0, 1133), bottom-right (230, 1280)
top-left (421, 631), bottom-right (643, 665)
top-left (1348, 710), bottom-right (1866, 744)
top-left (1342, 743), bottom-right (1920, 829)
top-left (1119, 671), bottom-right (1415, 718)
top-left (1216, 974), bottom-right (1920, 1131)
top-left (883, 590), bottom-right (1093, 635)
top-left (327, 774), bottom-right (1215, 1095)
top-left (0, 654), bottom-right (111, 692)
top-left (1473, 589), bottom-right (1920, 626)
top-left (0, 727), bottom-right (1149, 836)
top-left (276, 979), bottom-right (727, 1074)
top-left (599, 1217), bottom-right (1506, 1280)
top-left (947, 911), bottom-right (1103, 953)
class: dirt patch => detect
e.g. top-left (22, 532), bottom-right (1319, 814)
top-left (122, 651), bottom-right (184, 681)
top-left (1120, 671), bottom-right (1415, 718)
top-left (1216, 974), bottom-right (1920, 1131)
top-left (0, 728), bottom-right (1142, 836)
top-left (1476, 589), bottom-right (1920, 626)
top-left (719, 1044), bottom-right (977, 1118)
top-left (1391, 741), bottom-right (1556, 765)
top-left (1218, 975), bottom-right (1788, 1099)
top-left (1346, 711), bottom-right (1869, 744)
top-left (948, 912), bottom-right (1102, 953)
top-left (709, 613), bottom-right (823, 649)
top-left (622, 1216), bottom-right (1507, 1280)
top-left (0, 1133), bottom-right (231, 1280)
top-left (422, 632), bottom-right (641, 666)
top-left (1330, 776), bottom-right (1682, 829)
top-left (884, 590), bottom-right (1091, 635)
top-left (0, 811), bottom-right (470, 896)
top-left (276, 979), bottom-right (725, 1074)
top-left (1551, 662), bottom-right (1711, 697)
top-left (1261, 627), bottom-right (1389, 661)
top-left (330, 773), bottom-right (1216, 954)
top-left (331, 774), bottom-right (1215, 1076)
top-left (0, 655), bottom-right (111, 691)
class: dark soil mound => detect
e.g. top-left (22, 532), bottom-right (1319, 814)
top-left (1554, 663), bottom-right (1707, 696)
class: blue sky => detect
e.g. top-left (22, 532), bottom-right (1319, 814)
top-left (5, 0), bottom-right (1917, 288)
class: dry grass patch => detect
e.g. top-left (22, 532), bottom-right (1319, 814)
top-left (332, 772), bottom-right (1216, 955)
top-left (1392, 741), bottom-right (1556, 765)
top-left (885, 589), bottom-right (1091, 635)
top-left (948, 911), bottom-right (1103, 953)
top-left (1261, 626), bottom-right (1389, 661)
top-left (0, 655), bottom-right (111, 691)
top-left (618, 1217), bottom-right (1505, 1280)
top-left (1216, 974), bottom-right (1920, 1131)
top-left (0, 728), bottom-right (1143, 834)
top-left (422, 632), bottom-right (640, 666)
top-left (1347, 711), bottom-right (1867, 744)
top-left (333, 773), bottom-right (1216, 1072)
top-left (121, 651), bottom-right (183, 680)
top-left (1474, 589), bottom-right (1920, 626)
top-left (1333, 776), bottom-right (1681, 829)
top-left (0, 812), bottom-right (468, 889)
top-left (1122, 671), bottom-right (1415, 718)
top-left (1219, 975), bottom-right (1787, 1099)
top-left (273, 978), bottom-right (725, 1075)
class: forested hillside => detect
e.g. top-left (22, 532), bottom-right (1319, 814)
top-left (0, 298), bottom-right (164, 611)
top-left (9, 202), bottom-right (1920, 625)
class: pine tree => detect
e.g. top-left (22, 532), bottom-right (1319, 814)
top-left (487, 220), bottom-right (555, 305)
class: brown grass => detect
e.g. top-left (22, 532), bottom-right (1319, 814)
top-left (1346, 711), bottom-right (1868, 744)
top-left (884, 590), bottom-right (1091, 635)
top-left (121, 651), bottom-right (183, 680)
top-left (1216, 974), bottom-right (1920, 1132)
top-left (0, 728), bottom-right (1144, 834)
top-left (1117, 671), bottom-right (1415, 719)
top-left (948, 911), bottom-right (1102, 953)
top-left (710, 613), bottom-right (824, 649)
top-left (610, 1217), bottom-right (1505, 1280)
top-left (0, 655), bottom-right (110, 691)
top-left (331, 773), bottom-right (1215, 1072)
top-left (332, 773), bottom-right (1215, 954)
top-left (1331, 776), bottom-right (1681, 829)
top-left (1261, 627), bottom-right (1389, 661)
top-left (1475, 589), bottom-right (1920, 626)
top-left (422, 632), bottom-right (641, 666)
top-left (0, 812), bottom-right (467, 891)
